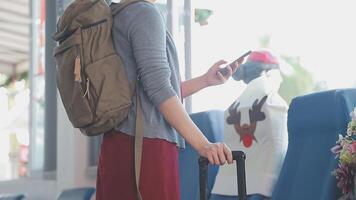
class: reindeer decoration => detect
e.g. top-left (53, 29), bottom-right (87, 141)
top-left (226, 95), bottom-right (268, 148)
top-left (212, 51), bottom-right (288, 197)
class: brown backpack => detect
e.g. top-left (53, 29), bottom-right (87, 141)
top-left (53, 1), bottom-right (145, 199)
top-left (53, 0), bottom-right (140, 136)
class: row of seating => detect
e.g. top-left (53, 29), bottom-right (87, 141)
top-left (1, 88), bottom-right (355, 200)
top-left (179, 89), bottom-right (356, 200)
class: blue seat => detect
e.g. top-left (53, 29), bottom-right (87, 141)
top-left (179, 110), bottom-right (224, 200)
top-left (0, 194), bottom-right (25, 200)
top-left (57, 187), bottom-right (95, 200)
top-left (272, 89), bottom-right (356, 200)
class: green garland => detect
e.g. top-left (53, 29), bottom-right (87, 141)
top-left (0, 71), bottom-right (28, 88)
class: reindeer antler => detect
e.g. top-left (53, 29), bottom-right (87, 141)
top-left (249, 95), bottom-right (268, 123)
top-left (226, 102), bottom-right (241, 124)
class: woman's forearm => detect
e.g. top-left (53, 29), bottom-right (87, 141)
top-left (159, 95), bottom-right (233, 165)
top-left (181, 75), bottom-right (208, 98)
top-left (159, 95), bottom-right (210, 151)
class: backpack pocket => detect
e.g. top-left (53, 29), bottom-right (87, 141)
top-left (80, 18), bottom-right (132, 123)
top-left (54, 33), bottom-right (94, 128)
top-left (84, 54), bottom-right (131, 122)
top-left (81, 18), bottom-right (115, 65)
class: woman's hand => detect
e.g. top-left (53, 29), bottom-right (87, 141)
top-left (181, 59), bottom-right (243, 98)
top-left (198, 142), bottom-right (233, 165)
top-left (203, 59), bottom-right (243, 87)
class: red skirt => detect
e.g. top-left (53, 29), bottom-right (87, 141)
top-left (96, 130), bottom-right (181, 200)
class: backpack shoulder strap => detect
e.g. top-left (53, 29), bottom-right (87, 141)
top-left (135, 88), bottom-right (144, 200)
top-left (111, 0), bottom-right (146, 16)
top-left (110, 2), bottom-right (149, 199)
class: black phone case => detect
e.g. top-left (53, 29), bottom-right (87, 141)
top-left (218, 51), bottom-right (252, 77)
top-left (198, 151), bottom-right (247, 200)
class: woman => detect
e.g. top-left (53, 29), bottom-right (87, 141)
top-left (96, 0), bottom-right (241, 199)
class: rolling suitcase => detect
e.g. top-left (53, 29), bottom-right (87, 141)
top-left (199, 151), bottom-right (247, 200)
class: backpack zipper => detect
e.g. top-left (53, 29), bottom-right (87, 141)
top-left (83, 78), bottom-right (90, 99)
top-left (74, 47), bottom-right (82, 83)
top-left (83, 77), bottom-right (97, 119)
top-left (75, 46), bottom-right (90, 101)
top-left (76, 44), bottom-right (95, 118)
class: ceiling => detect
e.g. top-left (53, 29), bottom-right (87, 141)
top-left (0, 0), bottom-right (29, 75)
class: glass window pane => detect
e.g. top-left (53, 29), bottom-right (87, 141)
top-left (0, 0), bottom-right (33, 180)
top-left (0, 85), bottom-right (30, 180)
top-left (190, 0), bottom-right (356, 112)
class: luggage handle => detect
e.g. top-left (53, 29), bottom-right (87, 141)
top-left (198, 151), bottom-right (247, 200)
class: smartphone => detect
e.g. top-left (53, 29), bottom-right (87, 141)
top-left (218, 50), bottom-right (252, 77)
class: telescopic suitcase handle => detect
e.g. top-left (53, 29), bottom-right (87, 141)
top-left (198, 151), bottom-right (247, 200)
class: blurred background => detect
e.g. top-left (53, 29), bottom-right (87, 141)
top-left (0, 0), bottom-right (355, 199)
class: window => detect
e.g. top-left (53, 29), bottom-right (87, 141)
top-left (0, 0), bottom-right (32, 180)
top-left (0, 82), bottom-right (30, 180)
top-left (190, 0), bottom-right (356, 112)
top-left (0, 0), bottom-right (57, 181)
